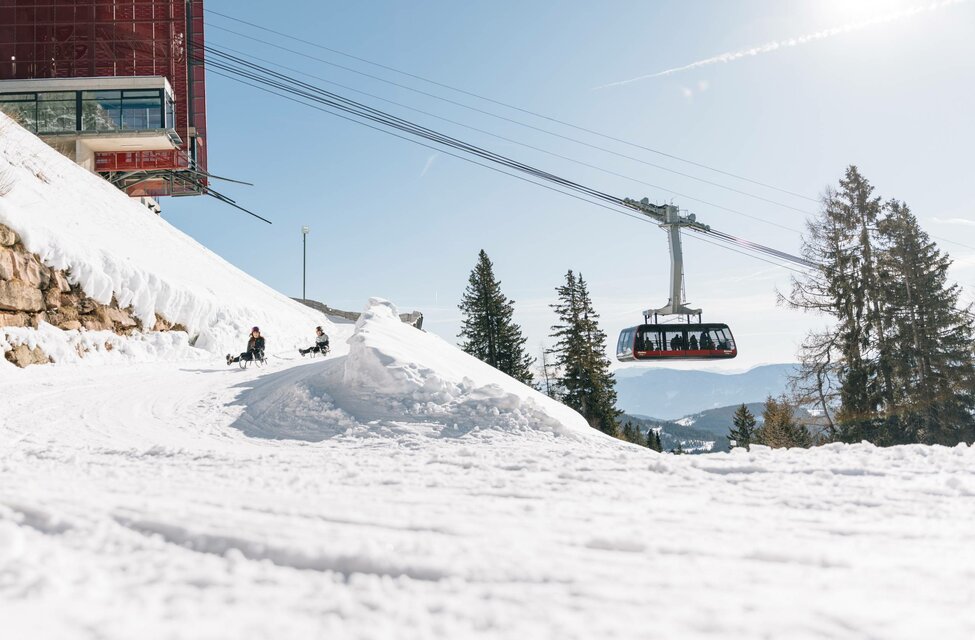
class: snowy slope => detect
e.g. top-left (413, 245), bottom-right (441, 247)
top-left (0, 113), bottom-right (333, 357)
top-left (4, 295), bottom-right (975, 639)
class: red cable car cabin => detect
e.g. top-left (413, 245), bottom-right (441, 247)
top-left (616, 323), bottom-right (737, 361)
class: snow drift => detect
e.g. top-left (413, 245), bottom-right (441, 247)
top-left (0, 113), bottom-right (334, 358)
top-left (230, 298), bottom-right (597, 440)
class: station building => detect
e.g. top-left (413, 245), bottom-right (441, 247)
top-left (0, 0), bottom-right (208, 208)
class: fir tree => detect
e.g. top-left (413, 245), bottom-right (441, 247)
top-left (786, 167), bottom-right (893, 443)
top-left (549, 270), bottom-right (621, 437)
top-left (727, 404), bottom-right (757, 450)
top-left (787, 166), bottom-right (975, 446)
top-left (621, 420), bottom-right (637, 444)
top-left (754, 396), bottom-right (812, 449)
top-left (647, 429), bottom-right (663, 452)
top-left (458, 250), bottom-right (535, 385)
top-left (876, 201), bottom-right (975, 445)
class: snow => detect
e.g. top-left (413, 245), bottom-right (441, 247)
top-left (3, 114), bottom-right (975, 639)
top-left (4, 300), bottom-right (975, 639)
top-left (0, 113), bottom-right (333, 358)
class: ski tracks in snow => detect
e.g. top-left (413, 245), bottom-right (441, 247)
top-left (2, 359), bottom-right (975, 639)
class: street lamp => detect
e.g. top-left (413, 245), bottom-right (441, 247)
top-left (301, 225), bottom-right (310, 301)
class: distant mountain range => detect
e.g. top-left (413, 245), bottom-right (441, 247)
top-left (625, 400), bottom-right (822, 454)
top-left (615, 363), bottom-right (799, 420)
top-left (623, 402), bottom-right (765, 453)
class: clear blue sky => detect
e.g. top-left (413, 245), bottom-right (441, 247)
top-left (165, 0), bottom-right (975, 370)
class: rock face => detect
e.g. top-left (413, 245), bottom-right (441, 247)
top-left (0, 222), bottom-right (175, 367)
top-left (4, 343), bottom-right (49, 367)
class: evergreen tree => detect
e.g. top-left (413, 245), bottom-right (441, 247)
top-left (549, 270), bottom-right (621, 437)
top-left (458, 250), bottom-right (535, 385)
top-left (621, 421), bottom-right (647, 446)
top-left (647, 430), bottom-right (663, 452)
top-left (876, 201), bottom-right (975, 445)
top-left (786, 167), bottom-right (895, 443)
top-left (671, 442), bottom-right (685, 455)
top-left (754, 396), bottom-right (812, 449)
top-left (787, 165), bottom-right (975, 446)
top-left (727, 404), bottom-right (757, 450)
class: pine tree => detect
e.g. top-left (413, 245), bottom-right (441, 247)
top-left (549, 270), bottom-right (621, 437)
top-left (727, 404), bottom-right (757, 450)
top-left (458, 250), bottom-right (535, 385)
top-left (876, 201), bottom-right (975, 445)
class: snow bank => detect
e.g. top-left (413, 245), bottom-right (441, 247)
top-left (0, 321), bottom-right (204, 367)
top-left (225, 298), bottom-right (598, 441)
top-left (0, 113), bottom-right (335, 357)
top-left (338, 298), bottom-right (595, 437)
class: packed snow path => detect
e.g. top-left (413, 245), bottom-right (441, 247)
top-left (3, 356), bottom-right (975, 639)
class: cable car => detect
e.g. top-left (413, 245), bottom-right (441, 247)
top-left (616, 323), bottom-right (737, 361)
top-left (616, 198), bottom-right (738, 362)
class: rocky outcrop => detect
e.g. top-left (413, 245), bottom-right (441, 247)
top-left (0, 222), bottom-right (175, 367)
top-left (5, 343), bottom-right (49, 367)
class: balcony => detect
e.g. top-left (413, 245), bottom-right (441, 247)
top-left (0, 76), bottom-right (180, 153)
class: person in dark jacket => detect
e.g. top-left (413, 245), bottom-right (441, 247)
top-left (299, 326), bottom-right (330, 357)
top-left (227, 327), bottom-right (265, 365)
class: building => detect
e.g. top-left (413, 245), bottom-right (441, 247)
top-left (0, 0), bottom-right (207, 202)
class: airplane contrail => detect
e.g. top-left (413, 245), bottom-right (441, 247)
top-left (595, 0), bottom-right (969, 89)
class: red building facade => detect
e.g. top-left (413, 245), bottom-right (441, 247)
top-left (0, 0), bottom-right (207, 196)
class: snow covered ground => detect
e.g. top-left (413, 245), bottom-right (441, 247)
top-left (3, 113), bottom-right (975, 639)
top-left (3, 300), bottom-right (975, 639)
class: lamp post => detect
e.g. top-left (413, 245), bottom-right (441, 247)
top-left (301, 225), bottom-right (310, 301)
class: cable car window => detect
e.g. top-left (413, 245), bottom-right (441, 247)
top-left (617, 328), bottom-right (635, 355)
top-left (664, 330), bottom-right (687, 350)
top-left (635, 327), bottom-right (659, 352)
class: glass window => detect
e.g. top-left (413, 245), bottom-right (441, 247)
top-left (120, 94), bottom-right (162, 130)
top-left (82, 96), bottom-right (122, 131)
top-left (165, 95), bottom-right (175, 129)
top-left (122, 90), bottom-right (161, 98)
top-left (0, 96), bottom-right (38, 131)
top-left (37, 91), bottom-right (75, 102)
top-left (702, 328), bottom-right (735, 351)
top-left (663, 330), bottom-right (687, 351)
top-left (0, 93), bottom-right (36, 102)
top-left (35, 98), bottom-right (76, 133)
top-left (635, 327), bottom-right (662, 352)
top-left (617, 328), bottom-right (635, 355)
top-left (83, 90), bottom-right (121, 100)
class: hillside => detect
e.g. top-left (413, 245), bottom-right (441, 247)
top-left (615, 363), bottom-right (798, 419)
top-left (0, 113), bottom-right (334, 362)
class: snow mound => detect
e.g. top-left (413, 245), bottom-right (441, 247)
top-left (229, 299), bottom-right (597, 440)
top-left (0, 113), bottom-right (336, 357)
top-left (340, 298), bottom-right (594, 436)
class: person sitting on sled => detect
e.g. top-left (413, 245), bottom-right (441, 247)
top-left (227, 327), bottom-right (265, 365)
top-left (299, 326), bottom-right (329, 357)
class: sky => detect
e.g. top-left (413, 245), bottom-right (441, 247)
top-left (164, 0), bottom-right (975, 372)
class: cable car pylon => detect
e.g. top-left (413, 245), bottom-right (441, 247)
top-left (617, 197), bottom-right (738, 362)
